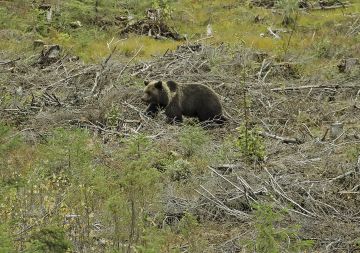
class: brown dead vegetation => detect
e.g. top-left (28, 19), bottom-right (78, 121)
top-left (119, 9), bottom-right (184, 41)
top-left (251, 0), bottom-right (351, 9)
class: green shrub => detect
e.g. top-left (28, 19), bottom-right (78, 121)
top-left (346, 144), bottom-right (360, 162)
top-left (152, 0), bottom-right (174, 20)
top-left (167, 159), bottom-right (192, 181)
top-left (118, 0), bottom-right (152, 16)
top-left (216, 134), bottom-right (241, 162)
top-left (179, 212), bottom-right (198, 239)
top-left (314, 39), bottom-right (332, 59)
top-left (36, 128), bottom-right (94, 177)
top-left (0, 124), bottom-right (21, 154)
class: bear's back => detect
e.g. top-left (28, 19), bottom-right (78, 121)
top-left (179, 84), bottom-right (222, 119)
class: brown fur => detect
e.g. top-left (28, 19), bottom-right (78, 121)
top-left (141, 80), bottom-right (226, 124)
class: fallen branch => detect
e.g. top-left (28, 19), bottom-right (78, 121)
top-left (264, 167), bottom-right (317, 218)
top-left (131, 63), bottom-right (152, 77)
top-left (212, 163), bottom-right (246, 174)
top-left (267, 27), bottom-right (281, 39)
top-left (116, 46), bottom-right (144, 82)
top-left (338, 191), bottom-right (359, 194)
top-left (195, 186), bottom-right (250, 220)
top-left (0, 57), bottom-right (21, 65)
top-left (259, 131), bottom-right (303, 144)
top-left (43, 66), bottom-right (96, 91)
top-left (208, 166), bottom-right (258, 203)
top-left (311, 4), bottom-right (350, 10)
top-left (271, 84), bottom-right (360, 92)
top-left (328, 170), bottom-right (356, 182)
top-left (321, 128), bottom-right (329, 141)
top-left (194, 35), bottom-right (214, 43)
top-left (92, 43), bottom-right (120, 96)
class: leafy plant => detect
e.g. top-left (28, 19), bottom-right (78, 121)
top-left (136, 227), bottom-right (168, 253)
top-left (216, 134), bottom-right (240, 163)
top-left (28, 8), bottom-right (51, 36)
top-left (118, 0), bottom-right (151, 16)
top-left (36, 128), bottom-right (94, 177)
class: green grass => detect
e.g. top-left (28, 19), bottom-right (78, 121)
top-left (0, 0), bottom-right (359, 72)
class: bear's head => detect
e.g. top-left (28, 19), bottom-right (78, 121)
top-left (141, 80), bottom-right (170, 106)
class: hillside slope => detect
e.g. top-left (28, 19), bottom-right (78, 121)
top-left (1, 1), bottom-right (360, 252)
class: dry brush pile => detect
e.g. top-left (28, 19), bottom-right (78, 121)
top-left (1, 42), bottom-right (360, 252)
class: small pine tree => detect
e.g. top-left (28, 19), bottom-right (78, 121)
top-left (178, 125), bottom-right (209, 158)
top-left (25, 226), bottom-right (71, 253)
top-left (244, 204), bottom-right (314, 253)
top-left (237, 124), bottom-right (265, 161)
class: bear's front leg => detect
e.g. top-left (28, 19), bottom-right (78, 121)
top-left (165, 106), bottom-right (183, 124)
top-left (166, 115), bottom-right (183, 124)
top-left (145, 104), bottom-right (160, 117)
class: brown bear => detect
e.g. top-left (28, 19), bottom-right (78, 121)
top-left (141, 80), bottom-right (227, 125)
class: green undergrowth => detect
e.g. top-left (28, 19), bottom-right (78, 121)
top-left (0, 120), bottom-right (313, 252)
top-left (0, 124), bottom-right (236, 252)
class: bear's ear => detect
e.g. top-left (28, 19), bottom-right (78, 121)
top-left (154, 81), bottom-right (163, 89)
top-left (167, 80), bottom-right (178, 92)
top-left (144, 80), bottom-right (150, 86)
